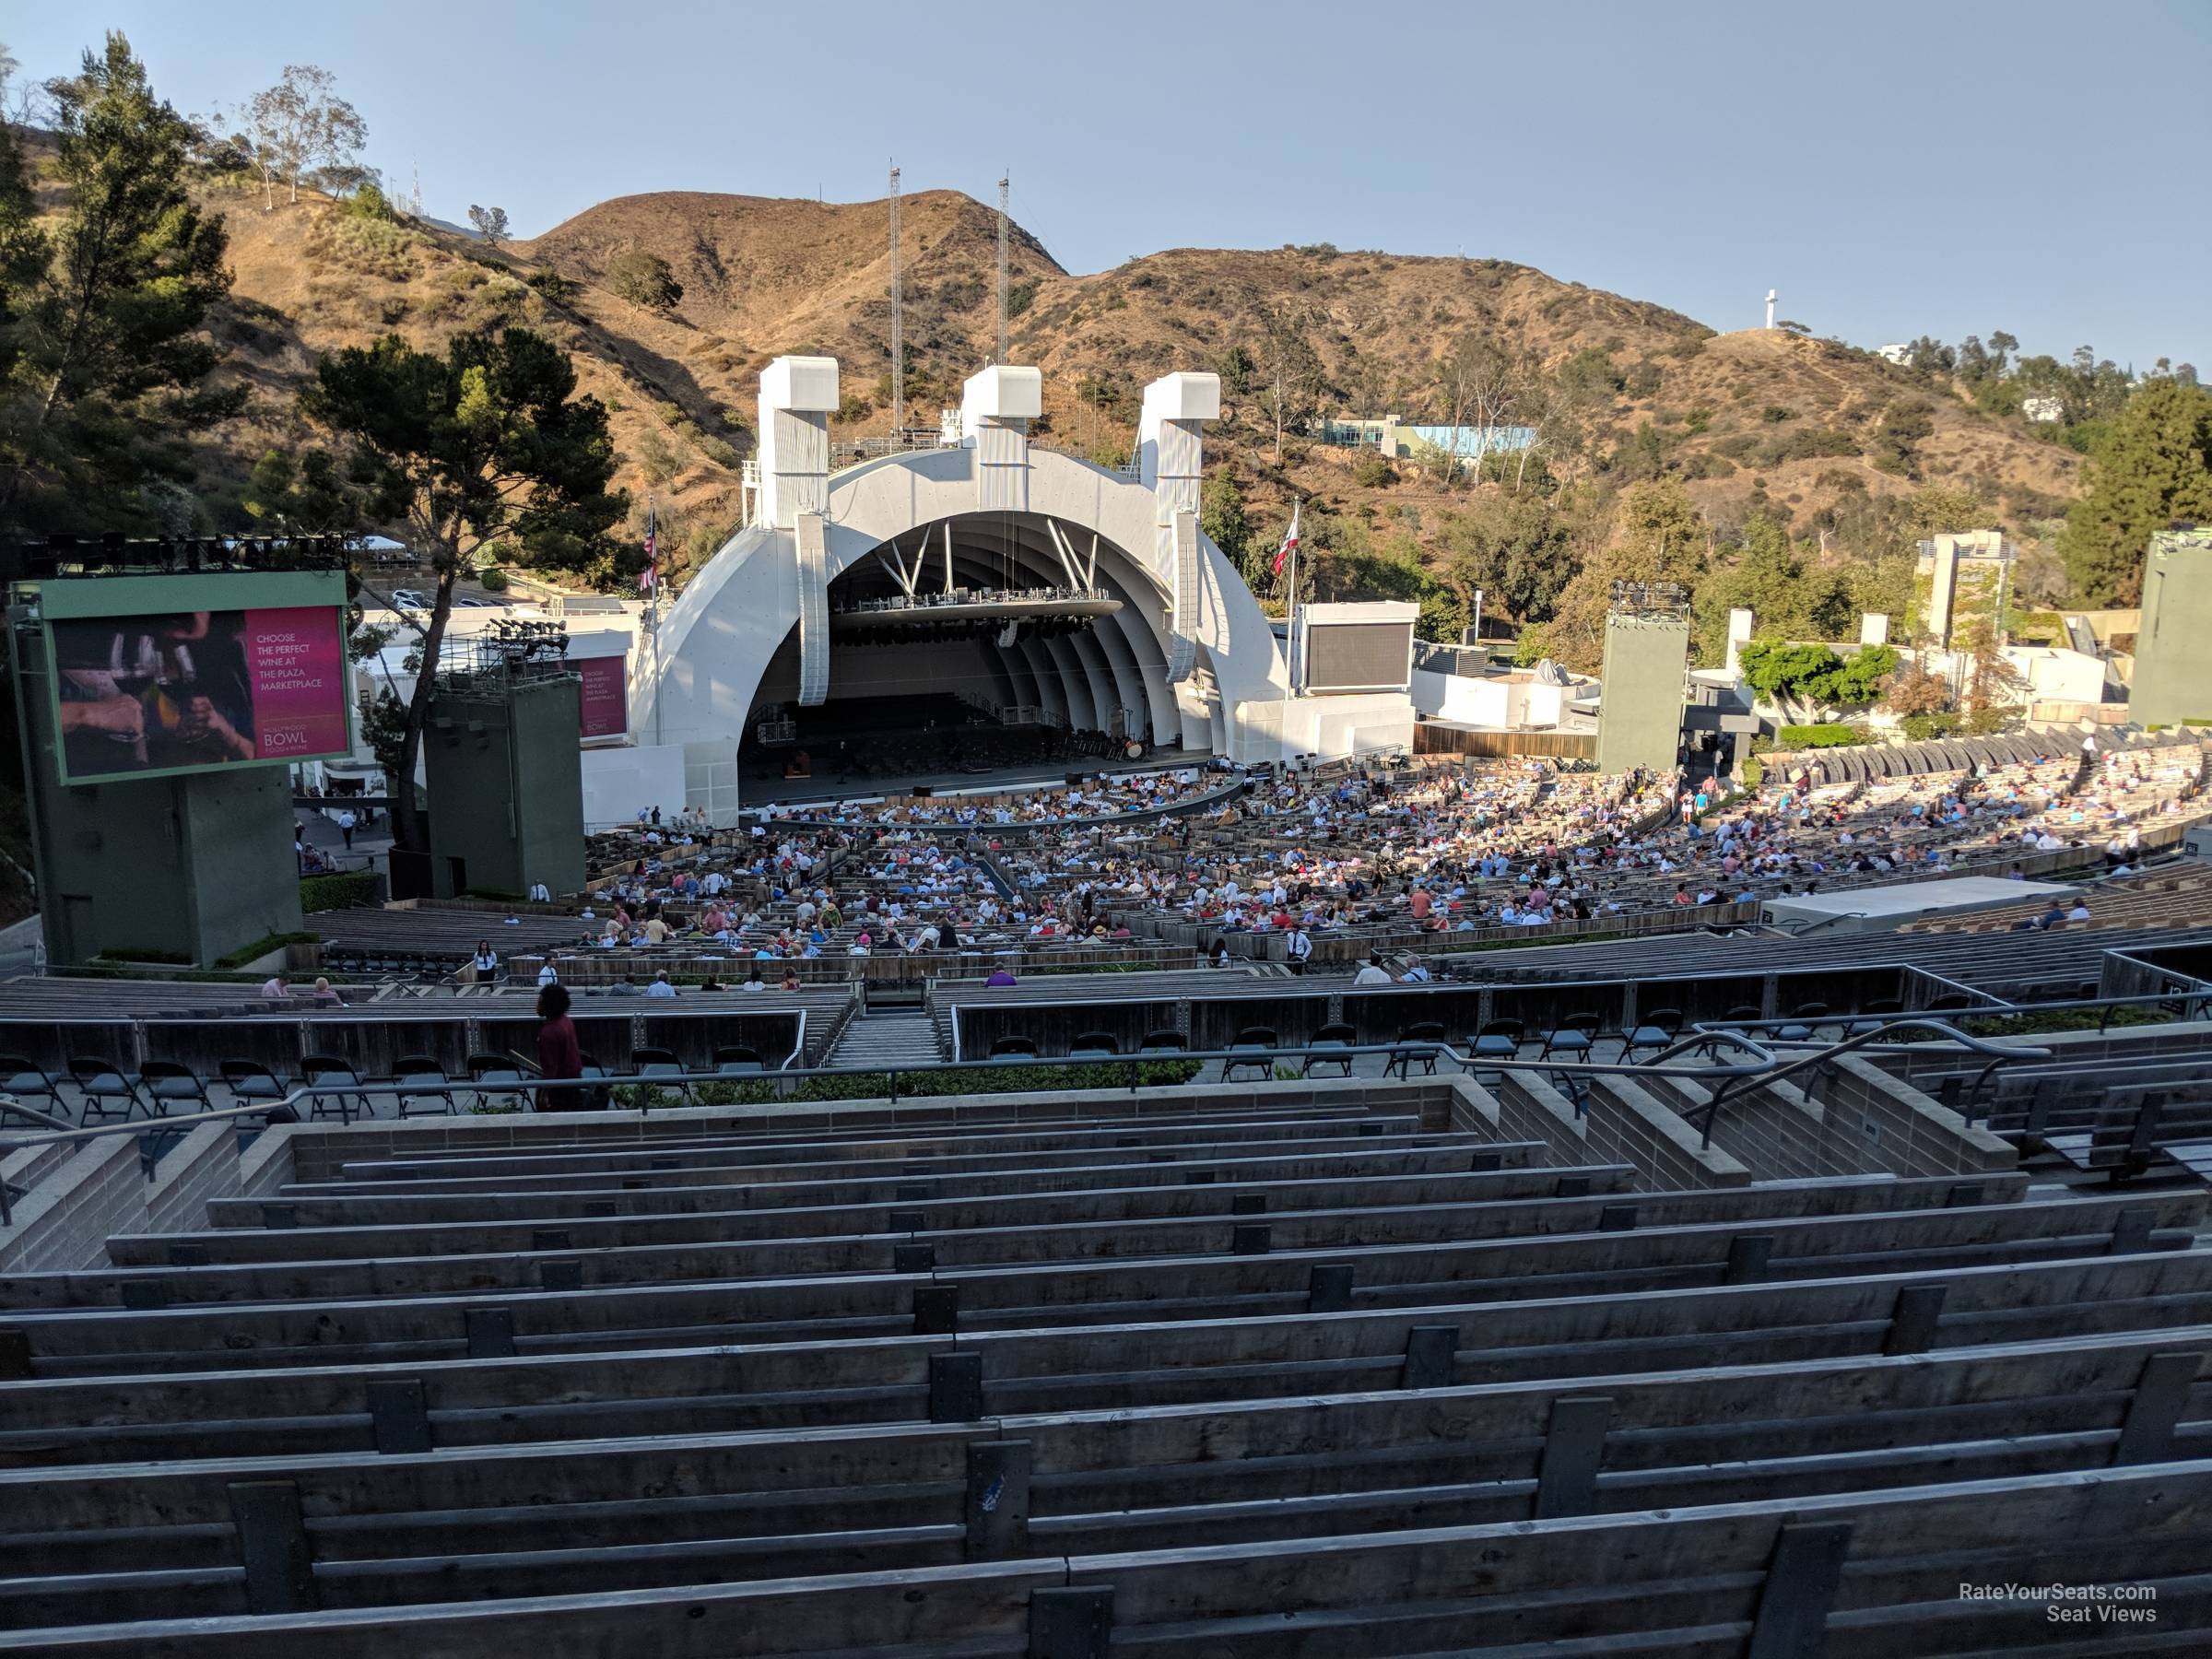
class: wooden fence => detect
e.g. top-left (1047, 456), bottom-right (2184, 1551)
top-left (1414, 724), bottom-right (1597, 760)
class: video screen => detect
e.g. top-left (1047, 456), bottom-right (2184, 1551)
top-left (51, 604), bottom-right (350, 784)
top-left (1306, 621), bottom-right (1412, 691)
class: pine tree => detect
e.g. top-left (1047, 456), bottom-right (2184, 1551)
top-left (1200, 465), bottom-right (1261, 588)
top-left (2057, 380), bottom-right (2212, 606)
top-left (0, 33), bottom-right (241, 533)
top-left (0, 84), bottom-right (47, 410)
top-left (300, 327), bottom-right (627, 855)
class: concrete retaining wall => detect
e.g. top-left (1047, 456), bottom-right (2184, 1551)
top-left (0, 1126), bottom-right (294, 1273)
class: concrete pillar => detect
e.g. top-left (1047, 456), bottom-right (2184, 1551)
top-left (1140, 373), bottom-right (1221, 688)
top-left (1725, 607), bottom-right (1755, 674)
top-left (961, 365), bottom-right (1041, 512)
top-left (757, 356), bottom-right (839, 529)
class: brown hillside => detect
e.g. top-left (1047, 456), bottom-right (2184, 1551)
top-left (431, 189), bottom-right (2090, 554)
top-left (171, 181), bottom-right (2088, 589)
top-left (512, 189), bottom-right (1064, 367)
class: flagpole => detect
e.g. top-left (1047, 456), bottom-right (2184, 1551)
top-left (646, 493), bottom-right (664, 749)
top-left (1278, 499), bottom-right (1300, 769)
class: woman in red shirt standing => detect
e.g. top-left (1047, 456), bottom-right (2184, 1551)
top-left (535, 983), bottom-right (585, 1111)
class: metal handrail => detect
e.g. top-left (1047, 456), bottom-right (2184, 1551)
top-left (0, 1037), bottom-right (1787, 1162)
top-left (9, 992), bottom-right (2198, 1220)
top-left (1684, 1015), bottom-right (2053, 1146)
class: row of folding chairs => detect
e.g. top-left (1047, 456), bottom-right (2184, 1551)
top-left (0, 1048), bottom-right (750, 1126)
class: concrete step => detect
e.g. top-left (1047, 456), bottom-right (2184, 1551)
top-left (825, 1013), bottom-right (943, 1068)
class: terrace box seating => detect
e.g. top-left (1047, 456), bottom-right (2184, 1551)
top-left (1, 1073), bottom-right (2208, 1655)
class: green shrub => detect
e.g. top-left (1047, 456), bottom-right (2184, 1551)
top-left (1959, 1005), bottom-right (2171, 1038)
top-left (213, 930), bottom-right (321, 971)
top-left (1900, 712), bottom-right (1963, 741)
top-left (1740, 755), bottom-right (1764, 786)
top-left (1774, 427), bottom-right (1859, 462)
top-left (1777, 724), bottom-right (1862, 748)
top-left (477, 567), bottom-right (510, 593)
top-left (611, 1058), bottom-right (1206, 1110)
top-left (606, 249), bottom-right (683, 312)
top-left (526, 268), bottom-right (579, 301)
top-left (300, 870), bottom-right (380, 913)
top-left (1351, 453), bottom-right (1397, 488)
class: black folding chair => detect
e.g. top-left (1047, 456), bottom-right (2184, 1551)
top-left (1620, 1007), bottom-right (1682, 1063)
top-left (1467, 1019), bottom-right (1524, 1065)
top-left (712, 1045), bottom-right (766, 1077)
top-left (1538, 1014), bottom-right (1600, 1062)
top-left (70, 1057), bottom-right (148, 1125)
top-left (1386, 1021), bottom-right (1447, 1079)
top-left (1223, 1026), bottom-right (1278, 1082)
top-left (300, 1055), bottom-right (372, 1124)
top-left (0, 1054), bottom-right (69, 1124)
top-left (221, 1059), bottom-right (291, 1123)
top-left (631, 1046), bottom-right (692, 1100)
top-left (393, 1055), bottom-right (457, 1117)
top-left (1302, 1022), bottom-right (1358, 1078)
top-left (465, 1053), bottom-right (532, 1112)
top-left (138, 1060), bottom-right (213, 1119)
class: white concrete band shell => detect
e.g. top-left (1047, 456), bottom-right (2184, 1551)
top-left (630, 358), bottom-right (1412, 816)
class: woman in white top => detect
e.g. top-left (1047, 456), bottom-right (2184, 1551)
top-left (470, 941), bottom-right (500, 979)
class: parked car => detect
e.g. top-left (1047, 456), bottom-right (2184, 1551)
top-left (389, 587), bottom-right (428, 610)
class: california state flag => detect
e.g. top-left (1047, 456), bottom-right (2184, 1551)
top-left (1271, 500), bottom-right (1300, 578)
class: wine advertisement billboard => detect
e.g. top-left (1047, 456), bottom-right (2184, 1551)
top-left (42, 571), bottom-right (354, 785)
top-left (577, 653), bottom-right (628, 740)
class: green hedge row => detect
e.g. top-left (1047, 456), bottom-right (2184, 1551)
top-left (213, 930), bottom-right (321, 971)
top-left (609, 1058), bottom-right (1207, 1110)
top-left (1778, 724), bottom-right (1862, 748)
top-left (1898, 710), bottom-right (2010, 741)
top-left (300, 870), bottom-right (380, 912)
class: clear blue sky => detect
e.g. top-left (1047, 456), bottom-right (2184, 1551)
top-left (16, 0), bottom-right (2211, 368)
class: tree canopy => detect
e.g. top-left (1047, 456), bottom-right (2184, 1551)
top-left (0, 32), bottom-right (241, 534)
top-left (1439, 488), bottom-right (1571, 626)
top-left (1541, 477), bottom-right (1708, 671)
top-left (300, 326), bottom-right (627, 853)
top-left (606, 249), bottom-right (682, 312)
top-left (2056, 379), bottom-right (2212, 606)
top-left (239, 64), bottom-right (368, 209)
top-left (1738, 640), bottom-right (1899, 716)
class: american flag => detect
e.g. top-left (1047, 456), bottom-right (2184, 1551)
top-left (637, 502), bottom-right (658, 594)
top-left (1271, 500), bottom-right (1300, 578)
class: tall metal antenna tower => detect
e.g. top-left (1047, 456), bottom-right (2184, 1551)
top-left (995, 172), bottom-right (1010, 365)
top-left (888, 160), bottom-right (904, 439)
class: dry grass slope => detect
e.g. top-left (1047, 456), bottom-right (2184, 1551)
top-left (179, 181), bottom-right (2086, 586)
